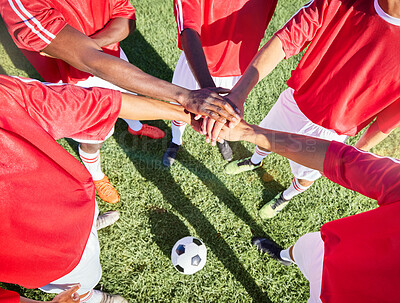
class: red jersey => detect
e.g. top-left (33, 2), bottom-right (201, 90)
top-left (0, 0), bottom-right (136, 84)
top-left (275, 0), bottom-right (400, 136)
top-left (0, 75), bottom-right (121, 300)
top-left (322, 141), bottom-right (400, 302)
top-left (173, 0), bottom-right (277, 77)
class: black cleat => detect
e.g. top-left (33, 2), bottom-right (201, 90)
top-left (217, 140), bottom-right (233, 161)
top-left (162, 142), bottom-right (180, 167)
top-left (251, 237), bottom-right (292, 266)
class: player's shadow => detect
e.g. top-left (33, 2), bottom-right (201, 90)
top-left (116, 123), bottom-right (271, 302)
top-left (120, 30), bottom-right (174, 81)
top-left (148, 209), bottom-right (190, 258)
top-left (0, 17), bottom-right (41, 78)
top-left (228, 141), bottom-right (286, 204)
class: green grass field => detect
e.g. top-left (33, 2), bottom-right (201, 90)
top-left (1, 0), bottom-right (399, 302)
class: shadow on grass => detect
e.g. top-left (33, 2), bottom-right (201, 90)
top-left (121, 30), bottom-right (174, 81)
top-left (148, 209), bottom-right (191, 257)
top-left (115, 122), bottom-right (271, 302)
top-left (228, 141), bottom-right (286, 204)
top-left (0, 17), bottom-right (41, 79)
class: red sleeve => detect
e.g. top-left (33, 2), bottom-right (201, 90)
top-left (0, 289), bottom-right (19, 303)
top-left (376, 99), bottom-right (400, 134)
top-left (8, 76), bottom-right (122, 141)
top-left (323, 141), bottom-right (400, 206)
top-left (174, 0), bottom-right (201, 35)
top-left (111, 0), bottom-right (136, 20)
top-left (0, 0), bottom-right (67, 52)
top-left (274, 0), bottom-right (329, 59)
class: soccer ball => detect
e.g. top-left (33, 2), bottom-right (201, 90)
top-left (171, 236), bottom-right (207, 275)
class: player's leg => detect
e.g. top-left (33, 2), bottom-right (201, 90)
top-left (163, 52), bottom-right (198, 167)
top-left (257, 91), bottom-right (347, 218)
top-left (39, 206), bottom-right (127, 303)
top-left (252, 232), bottom-right (324, 302)
top-left (75, 129), bottom-right (119, 204)
top-left (225, 88), bottom-right (300, 175)
top-left (213, 75), bottom-right (242, 162)
top-left (118, 49), bottom-right (164, 139)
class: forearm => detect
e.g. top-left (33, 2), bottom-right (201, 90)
top-left (228, 123), bottom-right (329, 172)
top-left (229, 35), bottom-right (285, 107)
top-left (42, 25), bottom-right (190, 103)
top-left (355, 121), bottom-right (390, 151)
top-left (20, 297), bottom-right (43, 303)
top-left (181, 28), bottom-right (215, 88)
top-left (119, 93), bottom-right (190, 123)
top-left (90, 17), bottom-right (135, 48)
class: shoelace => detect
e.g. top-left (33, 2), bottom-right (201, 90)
top-left (96, 181), bottom-right (114, 197)
top-left (271, 194), bottom-right (286, 210)
top-left (238, 159), bottom-right (253, 167)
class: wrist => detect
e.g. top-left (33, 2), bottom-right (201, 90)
top-left (251, 125), bottom-right (272, 150)
top-left (174, 87), bottom-right (190, 107)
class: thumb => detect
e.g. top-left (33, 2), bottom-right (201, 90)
top-left (66, 284), bottom-right (81, 296)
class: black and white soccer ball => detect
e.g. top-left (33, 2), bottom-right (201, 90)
top-left (171, 236), bottom-right (207, 275)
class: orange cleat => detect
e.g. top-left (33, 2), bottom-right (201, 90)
top-left (94, 176), bottom-right (119, 204)
top-left (128, 124), bottom-right (165, 139)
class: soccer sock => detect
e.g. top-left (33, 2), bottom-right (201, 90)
top-left (80, 290), bottom-right (93, 302)
top-left (280, 247), bottom-right (294, 263)
top-left (171, 120), bottom-right (187, 145)
top-left (250, 146), bottom-right (271, 165)
top-left (282, 178), bottom-right (312, 200)
top-left (124, 118), bottom-right (143, 131)
top-left (78, 145), bottom-right (105, 181)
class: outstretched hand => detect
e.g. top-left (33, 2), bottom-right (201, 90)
top-left (180, 87), bottom-right (241, 125)
top-left (200, 93), bottom-right (245, 145)
top-left (51, 285), bottom-right (80, 303)
top-left (217, 120), bottom-right (253, 143)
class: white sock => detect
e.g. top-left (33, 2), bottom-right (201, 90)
top-left (80, 290), bottom-right (103, 303)
top-left (282, 178), bottom-right (312, 200)
top-left (78, 145), bottom-right (105, 181)
top-left (280, 247), bottom-right (294, 263)
top-left (250, 146), bottom-right (271, 165)
top-left (171, 120), bottom-right (186, 145)
top-left (124, 118), bottom-right (143, 131)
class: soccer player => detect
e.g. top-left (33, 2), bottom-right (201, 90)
top-left (0, 0), bottom-right (240, 204)
top-left (220, 0), bottom-right (400, 218)
top-left (218, 120), bottom-right (400, 302)
top-left (162, 0), bottom-right (278, 167)
top-left (0, 74), bottom-right (200, 303)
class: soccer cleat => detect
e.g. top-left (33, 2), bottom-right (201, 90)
top-left (217, 141), bottom-right (233, 161)
top-left (224, 157), bottom-right (262, 175)
top-left (128, 124), bottom-right (165, 139)
top-left (162, 142), bottom-right (181, 167)
top-left (94, 290), bottom-right (128, 303)
top-left (258, 192), bottom-right (290, 219)
top-left (94, 176), bottom-right (119, 204)
top-left (251, 237), bottom-right (292, 266)
top-left (96, 210), bottom-right (120, 230)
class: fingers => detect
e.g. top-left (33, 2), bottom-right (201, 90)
top-left (65, 285), bottom-right (80, 296)
top-left (210, 122), bottom-right (225, 145)
top-left (52, 284), bottom-right (81, 303)
top-left (206, 97), bottom-right (240, 121)
top-left (208, 87), bottom-right (231, 95)
top-left (205, 118), bottom-right (216, 144)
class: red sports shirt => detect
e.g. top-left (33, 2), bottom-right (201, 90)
top-left (322, 141), bottom-right (400, 302)
top-left (174, 0), bottom-right (278, 77)
top-left (275, 0), bottom-right (400, 136)
top-left (0, 75), bottom-right (121, 301)
top-left (0, 0), bottom-right (136, 84)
